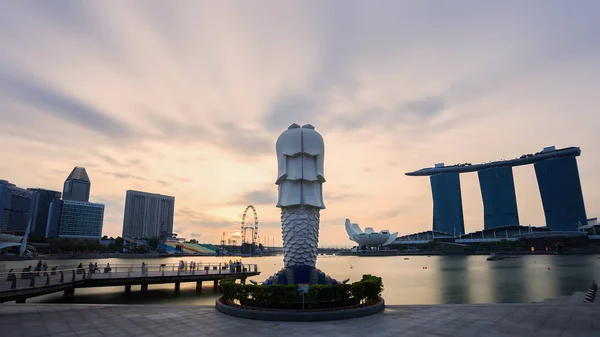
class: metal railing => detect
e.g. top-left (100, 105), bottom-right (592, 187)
top-left (0, 263), bottom-right (258, 293)
top-left (0, 268), bottom-right (86, 293)
top-left (55, 263), bottom-right (258, 279)
top-left (455, 238), bottom-right (518, 243)
top-left (583, 280), bottom-right (597, 303)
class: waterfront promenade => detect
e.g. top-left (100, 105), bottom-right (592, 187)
top-left (1, 302), bottom-right (599, 337)
top-left (0, 263), bottom-right (259, 303)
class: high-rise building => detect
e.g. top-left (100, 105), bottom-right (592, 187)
top-left (407, 146), bottom-right (586, 233)
top-left (63, 166), bottom-right (91, 202)
top-left (478, 166), bottom-right (520, 229)
top-left (57, 200), bottom-right (105, 239)
top-left (122, 190), bottom-right (175, 238)
top-left (430, 172), bottom-right (465, 236)
top-left (27, 188), bottom-right (61, 237)
top-left (45, 200), bottom-right (63, 238)
top-left (0, 180), bottom-right (36, 234)
top-left (535, 155), bottom-right (587, 231)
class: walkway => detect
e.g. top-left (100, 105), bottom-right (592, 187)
top-left (0, 263), bottom-right (259, 303)
top-left (1, 302), bottom-right (599, 337)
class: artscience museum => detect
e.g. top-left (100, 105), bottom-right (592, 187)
top-left (345, 219), bottom-right (398, 250)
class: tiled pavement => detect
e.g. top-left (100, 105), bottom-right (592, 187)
top-left (1, 303), bottom-right (599, 337)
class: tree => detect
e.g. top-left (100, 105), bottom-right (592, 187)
top-left (109, 237), bottom-right (124, 252)
top-left (148, 237), bottom-right (159, 250)
top-left (28, 235), bottom-right (47, 243)
top-left (188, 239), bottom-right (198, 244)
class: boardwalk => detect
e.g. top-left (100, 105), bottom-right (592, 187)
top-left (1, 302), bottom-right (599, 337)
top-left (0, 263), bottom-right (259, 303)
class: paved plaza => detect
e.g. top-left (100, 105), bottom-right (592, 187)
top-left (1, 302), bottom-right (599, 337)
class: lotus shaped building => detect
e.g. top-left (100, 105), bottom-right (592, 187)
top-left (345, 219), bottom-right (398, 247)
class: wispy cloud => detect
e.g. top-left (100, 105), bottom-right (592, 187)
top-left (229, 189), bottom-right (277, 206)
top-left (0, 68), bottom-right (131, 139)
top-left (103, 172), bottom-right (146, 181)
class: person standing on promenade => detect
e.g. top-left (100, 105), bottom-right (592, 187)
top-left (35, 260), bottom-right (42, 275)
top-left (141, 262), bottom-right (146, 276)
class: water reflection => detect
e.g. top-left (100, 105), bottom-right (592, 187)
top-left (437, 256), bottom-right (470, 304)
top-left (3, 255), bottom-right (599, 305)
top-left (487, 257), bottom-right (527, 303)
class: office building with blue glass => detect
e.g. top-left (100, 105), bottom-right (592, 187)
top-left (406, 146), bottom-right (587, 233)
top-left (57, 200), bottom-right (105, 239)
top-left (0, 179), bottom-right (36, 234)
top-left (28, 188), bottom-right (62, 237)
top-left (44, 166), bottom-right (105, 239)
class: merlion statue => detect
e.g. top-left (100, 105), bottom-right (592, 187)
top-left (264, 123), bottom-right (337, 285)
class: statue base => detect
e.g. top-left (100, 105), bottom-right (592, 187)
top-left (263, 266), bottom-right (338, 285)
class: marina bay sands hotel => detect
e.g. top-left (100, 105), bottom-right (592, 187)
top-left (405, 146), bottom-right (587, 235)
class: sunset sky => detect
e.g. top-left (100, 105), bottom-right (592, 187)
top-left (1, 1), bottom-right (599, 247)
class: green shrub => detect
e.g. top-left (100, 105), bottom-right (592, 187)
top-left (360, 274), bottom-right (383, 302)
top-left (219, 278), bottom-right (241, 302)
top-left (350, 280), bottom-right (366, 303)
top-left (219, 275), bottom-right (383, 309)
top-left (269, 284), bottom-right (300, 304)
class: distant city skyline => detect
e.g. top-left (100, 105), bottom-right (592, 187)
top-left (1, 1), bottom-right (599, 246)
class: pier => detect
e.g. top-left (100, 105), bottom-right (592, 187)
top-left (0, 263), bottom-right (259, 303)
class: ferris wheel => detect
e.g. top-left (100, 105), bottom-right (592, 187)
top-left (241, 205), bottom-right (258, 246)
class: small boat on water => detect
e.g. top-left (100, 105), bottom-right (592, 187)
top-left (487, 253), bottom-right (518, 261)
top-left (487, 254), bottom-right (504, 261)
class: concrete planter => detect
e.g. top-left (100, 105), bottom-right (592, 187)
top-left (215, 297), bottom-right (385, 321)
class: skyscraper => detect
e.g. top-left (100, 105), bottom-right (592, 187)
top-left (27, 188), bottom-right (62, 237)
top-left (50, 166), bottom-right (105, 239)
top-left (63, 166), bottom-right (91, 202)
top-left (535, 155), bottom-right (587, 231)
top-left (430, 172), bottom-right (465, 236)
top-left (0, 180), bottom-right (36, 234)
top-left (122, 190), bottom-right (175, 238)
top-left (45, 200), bottom-right (62, 238)
top-left (478, 166), bottom-right (520, 229)
top-left (57, 200), bottom-right (105, 239)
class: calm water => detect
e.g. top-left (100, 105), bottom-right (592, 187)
top-left (3, 255), bottom-right (600, 305)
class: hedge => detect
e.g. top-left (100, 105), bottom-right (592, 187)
top-left (219, 275), bottom-right (383, 310)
